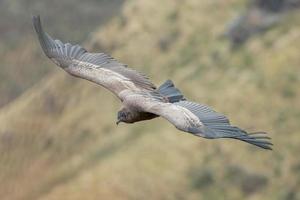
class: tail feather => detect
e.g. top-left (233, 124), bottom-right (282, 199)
top-left (158, 80), bottom-right (185, 103)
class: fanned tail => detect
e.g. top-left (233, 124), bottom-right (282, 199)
top-left (158, 80), bottom-right (185, 103)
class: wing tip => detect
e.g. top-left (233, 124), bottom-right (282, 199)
top-left (32, 15), bottom-right (40, 22)
top-left (188, 126), bottom-right (273, 150)
top-left (242, 132), bottom-right (273, 150)
top-left (32, 15), bottom-right (54, 57)
top-left (32, 15), bottom-right (41, 31)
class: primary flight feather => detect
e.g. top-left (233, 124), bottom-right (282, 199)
top-left (33, 15), bottom-right (272, 150)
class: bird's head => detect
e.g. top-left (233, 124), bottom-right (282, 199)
top-left (116, 108), bottom-right (134, 125)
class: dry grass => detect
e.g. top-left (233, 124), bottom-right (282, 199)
top-left (0, 0), bottom-right (300, 199)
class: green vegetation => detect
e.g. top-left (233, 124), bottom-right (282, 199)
top-left (0, 0), bottom-right (300, 199)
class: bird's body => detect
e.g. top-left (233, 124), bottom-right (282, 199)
top-left (118, 107), bottom-right (158, 124)
top-left (33, 15), bottom-right (272, 150)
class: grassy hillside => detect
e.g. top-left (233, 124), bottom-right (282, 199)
top-left (1, 0), bottom-right (300, 199)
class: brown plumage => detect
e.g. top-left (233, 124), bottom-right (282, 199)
top-left (33, 15), bottom-right (273, 150)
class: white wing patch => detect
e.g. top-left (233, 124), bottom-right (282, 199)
top-left (66, 60), bottom-right (139, 97)
top-left (121, 91), bottom-right (203, 131)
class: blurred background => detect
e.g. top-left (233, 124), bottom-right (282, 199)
top-left (0, 0), bottom-right (300, 199)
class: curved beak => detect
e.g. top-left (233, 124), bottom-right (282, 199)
top-left (116, 120), bottom-right (121, 125)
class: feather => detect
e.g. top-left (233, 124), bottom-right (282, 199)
top-left (33, 15), bottom-right (156, 95)
top-left (175, 101), bottom-right (272, 150)
top-left (157, 80), bottom-right (185, 103)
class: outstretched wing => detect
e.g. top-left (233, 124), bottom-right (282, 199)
top-left (123, 91), bottom-right (272, 150)
top-left (173, 101), bottom-right (272, 150)
top-left (32, 15), bottom-right (156, 99)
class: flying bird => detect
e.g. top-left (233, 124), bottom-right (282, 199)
top-left (32, 16), bottom-right (272, 150)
